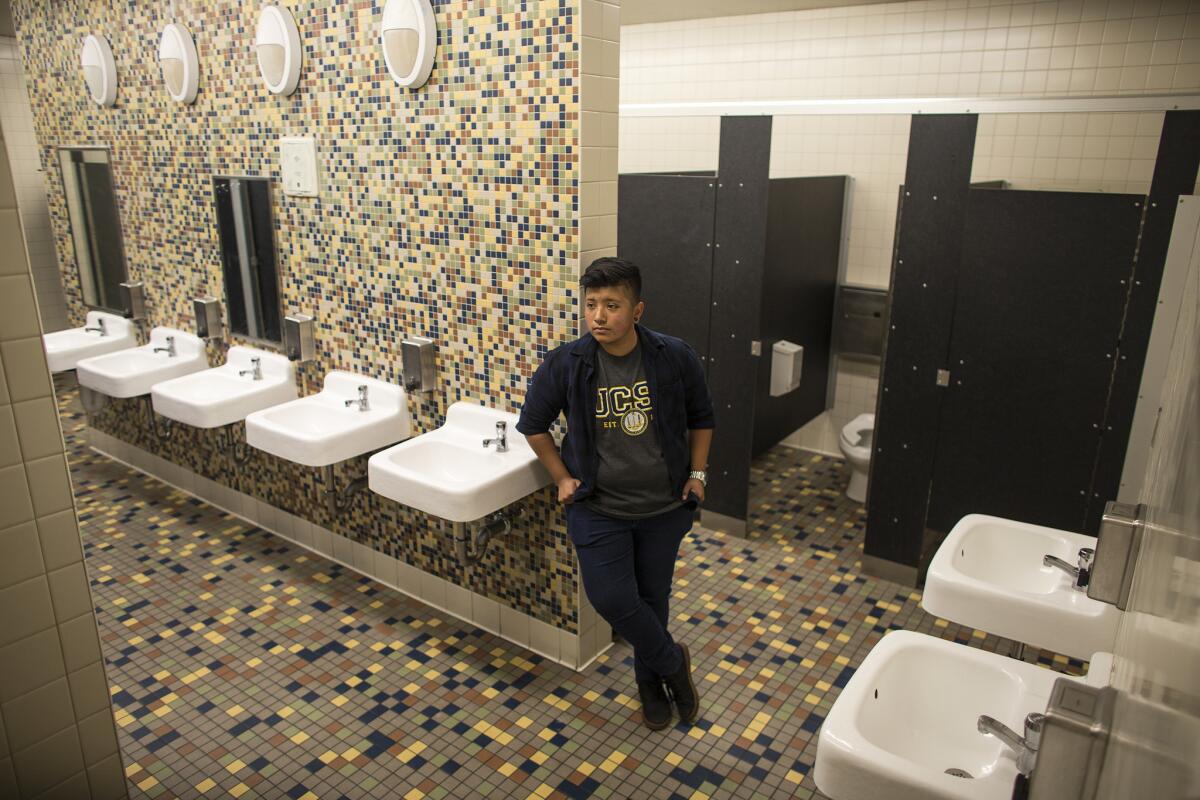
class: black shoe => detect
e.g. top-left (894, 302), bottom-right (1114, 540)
top-left (663, 642), bottom-right (699, 724)
top-left (637, 679), bottom-right (672, 730)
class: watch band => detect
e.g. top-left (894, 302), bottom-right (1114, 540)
top-left (689, 470), bottom-right (707, 486)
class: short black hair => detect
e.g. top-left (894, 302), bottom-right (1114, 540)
top-left (580, 257), bottom-right (642, 302)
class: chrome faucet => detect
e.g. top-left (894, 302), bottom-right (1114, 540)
top-left (1044, 547), bottom-right (1095, 590)
top-left (482, 420), bottom-right (508, 452)
top-left (83, 318), bottom-right (108, 336)
top-left (344, 385), bottom-right (369, 412)
top-left (978, 713), bottom-right (1044, 776)
top-left (239, 357), bottom-right (263, 381)
top-left (152, 335), bottom-right (177, 357)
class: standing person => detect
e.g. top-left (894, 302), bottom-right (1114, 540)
top-left (516, 257), bottom-right (715, 730)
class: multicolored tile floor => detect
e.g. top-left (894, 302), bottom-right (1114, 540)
top-left (56, 382), bottom-right (1084, 799)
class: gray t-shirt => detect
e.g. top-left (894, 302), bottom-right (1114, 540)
top-left (586, 342), bottom-right (681, 519)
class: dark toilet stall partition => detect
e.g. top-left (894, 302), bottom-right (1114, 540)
top-left (863, 111), bottom-right (1200, 583)
top-left (618, 116), bottom-right (846, 532)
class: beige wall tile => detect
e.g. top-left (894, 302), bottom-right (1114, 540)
top-left (46, 563), bottom-right (91, 623)
top-left (0, 464), bottom-right (33, 530)
top-left (0, 521), bottom-right (44, 589)
top-left (0, 576), bottom-right (55, 647)
top-left (10, 726), bottom-right (84, 798)
top-left (36, 510), bottom-right (82, 572)
top-left (24, 454), bottom-right (72, 517)
top-left (0, 159), bottom-right (17, 210)
top-left (75, 709), bottom-right (117, 766)
top-left (13, 397), bottom-right (63, 461)
top-left (0, 627), bottom-right (65, 703)
top-left (0, 339), bottom-right (52, 403)
top-left (85, 753), bottom-right (126, 800)
top-left (0, 757), bottom-right (16, 799)
top-left (0, 678), bottom-right (74, 753)
top-left (57, 613), bottom-right (101, 674)
top-left (31, 769), bottom-right (90, 800)
top-left (0, 275), bottom-right (40, 342)
top-left (0, 403), bottom-right (19, 468)
top-left (67, 662), bottom-right (109, 719)
top-left (0, 348), bottom-right (8, 405)
top-left (0, 212), bottom-right (24, 275)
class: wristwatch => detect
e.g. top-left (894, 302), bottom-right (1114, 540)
top-left (689, 470), bottom-right (707, 487)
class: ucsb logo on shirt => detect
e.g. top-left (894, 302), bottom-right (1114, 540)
top-left (596, 381), bottom-right (653, 436)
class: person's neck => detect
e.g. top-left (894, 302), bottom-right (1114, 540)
top-left (599, 327), bottom-right (638, 357)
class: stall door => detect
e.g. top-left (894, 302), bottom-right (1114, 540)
top-left (925, 189), bottom-right (1145, 534)
top-left (616, 174), bottom-right (717, 359)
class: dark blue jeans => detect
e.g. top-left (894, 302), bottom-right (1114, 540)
top-left (567, 501), bottom-right (695, 683)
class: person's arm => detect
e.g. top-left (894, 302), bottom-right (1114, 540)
top-left (527, 432), bottom-right (581, 503)
top-left (681, 428), bottom-right (713, 501)
top-left (516, 350), bottom-right (579, 504)
top-left (679, 342), bottom-right (716, 502)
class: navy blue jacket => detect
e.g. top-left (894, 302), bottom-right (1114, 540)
top-left (516, 325), bottom-right (716, 503)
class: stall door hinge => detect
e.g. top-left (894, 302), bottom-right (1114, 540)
top-left (751, 340), bottom-right (762, 356)
top-left (936, 368), bottom-right (951, 387)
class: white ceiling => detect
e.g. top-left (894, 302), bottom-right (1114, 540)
top-left (621, 0), bottom-right (898, 26)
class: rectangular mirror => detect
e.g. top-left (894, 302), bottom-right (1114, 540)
top-left (58, 147), bottom-right (129, 313)
top-left (213, 176), bottom-right (282, 344)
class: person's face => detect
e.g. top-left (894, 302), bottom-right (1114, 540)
top-left (584, 284), bottom-right (643, 345)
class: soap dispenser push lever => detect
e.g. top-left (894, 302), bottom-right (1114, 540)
top-left (239, 357), bottom-right (263, 381)
top-left (482, 420), bottom-right (508, 452)
top-left (1043, 547), bottom-right (1095, 590)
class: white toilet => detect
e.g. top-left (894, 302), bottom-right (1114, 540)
top-left (838, 413), bottom-right (874, 503)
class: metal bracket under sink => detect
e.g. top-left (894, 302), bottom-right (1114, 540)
top-left (1087, 500), bottom-right (1145, 610)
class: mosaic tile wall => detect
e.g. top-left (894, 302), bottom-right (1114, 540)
top-left (12, 0), bottom-right (584, 630)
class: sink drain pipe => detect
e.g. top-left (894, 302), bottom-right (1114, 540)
top-left (79, 384), bottom-right (109, 414)
top-left (219, 423), bottom-right (254, 466)
top-left (323, 463), bottom-right (368, 517)
top-left (142, 396), bottom-right (175, 441)
top-left (456, 505), bottom-right (525, 566)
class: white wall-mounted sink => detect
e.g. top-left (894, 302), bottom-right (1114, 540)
top-left (923, 515), bottom-right (1121, 660)
top-left (245, 371), bottom-right (410, 466)
top-left (367, 401), bottom-right (550, 522)
top-left (43, 311), bottom-right (138, 372)
top-left (151, 346), bottom-right (297, 428)
top-left (815, 630), bottom-right (1086, 800)
top-left (76, 327), bottom-right (207, 398)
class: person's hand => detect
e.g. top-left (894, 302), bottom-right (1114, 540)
top-left (557, 476), bottom-right (582, 504)
top-left (682, 478), bottom-right (705, 503)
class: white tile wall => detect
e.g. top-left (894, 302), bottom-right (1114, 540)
top-left (0, 130), bottom-right (126, 799)
top-left (621, 0), bottom-right (1200, 104)
top-left (619, 0), bottom-right (1200, 455)
top-left (580, 0), bottom-right (622, 272)
top-left (0, 36), bottom-right (67, 334)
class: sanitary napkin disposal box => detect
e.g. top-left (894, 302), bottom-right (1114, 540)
top-left (770, 340), bottom-right (803, 396)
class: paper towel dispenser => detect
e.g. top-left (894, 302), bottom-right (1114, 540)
top-left (770, 340), bottom-right (803, 397)
top-left (835, 285), bottom-right (887, 361)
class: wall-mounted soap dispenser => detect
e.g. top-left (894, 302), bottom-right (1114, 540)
top-left (119, 281), bottom-right (146, 320)
top-left (402, 336), bottom-right (436, 392)
top-left (194, 296), bottom-right (225, 340)
top-left (284, 314), bottom-right (316, 362)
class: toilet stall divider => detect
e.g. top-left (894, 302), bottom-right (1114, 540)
top-left (617, 116), bottom-right (847, 534)
top-left (863, 111), bottom-right (1200, 583)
